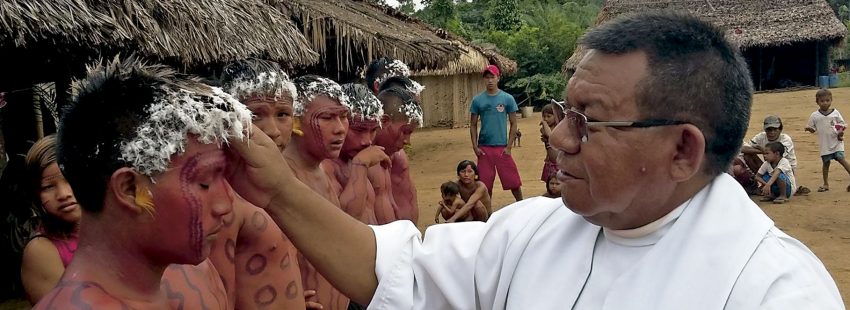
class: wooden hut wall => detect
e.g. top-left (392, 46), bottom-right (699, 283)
top-left (414, 73), bottom-right (484, 128)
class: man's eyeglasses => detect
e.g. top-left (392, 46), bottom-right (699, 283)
top-left (550, 100), bottom-right (689, 142)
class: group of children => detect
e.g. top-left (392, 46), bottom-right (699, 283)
top-left (731, 88), bottom-right (850, 204)
top-left (434, 102), bottom-right (564, 224)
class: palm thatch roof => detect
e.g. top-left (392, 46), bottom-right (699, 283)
top-left (563, 0), bottom-right (847, 73)
top-left (413, 28), bottom-right (518, 77)
top-left (0, 0), bottom-right (318, 67)
top-left (278, 0), bottom-right (463, 72)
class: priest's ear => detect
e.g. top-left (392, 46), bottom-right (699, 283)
top-left (669, 124), bottom-right (706, 182)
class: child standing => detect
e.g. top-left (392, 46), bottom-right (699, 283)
top-left (805, 89), bottom-right (850, 192)
top-left (756, 142), bottom-right (796, 204)
top-left (539, 104), bottom-right (559, 182)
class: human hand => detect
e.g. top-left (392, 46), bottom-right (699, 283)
top-left (352, 146), bottom-right (391, 169)
top-left (503, 147), bottom-right (512, 155)
top-left (761, 186), bottom-right (772, 197)
top-left (225, 124), bottom-right (291, 209)
top-left (304, 290), bottom-right (323, 309)
top-left (473, 147), bottom-right (485, 156)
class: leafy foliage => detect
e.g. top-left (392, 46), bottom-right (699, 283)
top-left (416, 0), bottom-right (603, 107)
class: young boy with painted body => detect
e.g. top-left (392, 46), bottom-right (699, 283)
top-left (35, 58), bottom-right (245, 309)
top-left (756, 142), bottom-right (796, 204)
top-left (805, 89), bottom-right (850, 192)
top-left (216, 59), bottom-right (316, 309)
top-left (323, 84), bottom-right (392, 225)
top-left (366, 59), bottom-right (424, 225)
top-left (445, 160), bottom-right (491, 223)
top-left (371, 86), bottom-right (423, 224)
top-left (284, 75), bottom-right (351, 310)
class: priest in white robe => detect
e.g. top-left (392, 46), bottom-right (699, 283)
top-left (225, 11), bottom-right (844, 310)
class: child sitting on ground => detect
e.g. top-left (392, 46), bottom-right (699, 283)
top-left (542, 173), bottom-right (562, 198)
top-left (805, 88), bottom-right (850, 192)
top-left (435, 181), bottom-right (488, 223)
top-left (756, 142), bottom-right (796, 204)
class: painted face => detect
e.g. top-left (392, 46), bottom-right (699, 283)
top-left (39, 163), bottom-right (81, 225)
top-left (764, 127), bottom-right (781, 141)
top-left (245, 95), bottom-right (294, 150)
top-left (817, 95), bottom-right (832, 111)
top-left (374, 118), bottom-right (416, 155)
top-left (342, 117), bottom-right (380, 160)
top-left (300, 96), bottom-right (350, 160)
top-left (457, 165), bottom-right (477, 185)
top-left (551, 50), bottom-right (677, 229)
top-left (543, 112), bottom-right (557, 127)
top-left (146, 137), bottom-right (233, 264)
top-left (547, 177), bottom-right (562, 196)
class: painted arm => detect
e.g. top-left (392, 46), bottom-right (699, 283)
top-left (369, 166), bottom-right (398, 225)
top-left (227, 125), bottom-right (379, 305)
top-left (505, 113), bottom-right (518, 154)
top-left (470, 114), bottom-right (483, 156)
top-left (338, 163), bottom-right (373, 218)
top-left (21, 238), bottom-right (65, 305)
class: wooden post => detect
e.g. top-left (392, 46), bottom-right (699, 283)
top-left (758, 48), bottom-right (763, 91)
top-left (33, 85), bottom-right (44, 139)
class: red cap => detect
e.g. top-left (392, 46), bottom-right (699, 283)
top-left (483, 65), bottom-right (500, 77)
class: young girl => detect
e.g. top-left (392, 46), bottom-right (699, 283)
top-left (539, 104), bottom-right (559, 182)
top-left (20, 134), bottom-right (81, 304)
top-left (444, 160), bottom-right (492, 222)
top-left (542, 173), bottom-right (562, 198)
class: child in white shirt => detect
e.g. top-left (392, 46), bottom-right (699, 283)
top-left (805, 89), bottom-right (850, 192)
top-left (756, 142), bottom-right (796, 204)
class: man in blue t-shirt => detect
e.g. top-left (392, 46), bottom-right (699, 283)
top-left (469, 65), bottom-right (524, 201)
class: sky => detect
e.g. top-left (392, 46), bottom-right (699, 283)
top-left (383, 0), bottom-right (426, 11)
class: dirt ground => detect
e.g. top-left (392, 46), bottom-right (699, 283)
top-left (408, 88), bottom-right (850, 305)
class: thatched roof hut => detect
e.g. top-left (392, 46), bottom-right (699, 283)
top-left (563, 0), bottom-right (847, 89)
top-left (0, 0), bottom-right (318, 88)
top-left (279, 0), bottom-right (464, 76)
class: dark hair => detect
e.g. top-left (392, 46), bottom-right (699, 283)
top-left (440, 181), bottom-right (460, 196)
top-left (58, 57), bottom-right (217, 213)
top-left (541, 103), bottom-right (554, 115)
top-left (579, 12), bottom-right (753, 175)
top-left (25, 134), bottom-right (75, 236)
top-left (377, 87), bottom-right (422, 123)
top-left (379, 76), bottom-right (415, 93)
top-left (220, 58), bottom-right (295, 102)
top-left (365, 57), bottom-right (392, 91)
top-left (765, 141), bottom-right (785, 157)
top-left (816, 89), bottom-right (832, 100)
top-left (456, 160), bottom-right (479, 176)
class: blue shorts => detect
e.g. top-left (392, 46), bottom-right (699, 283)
top-left (761, 173), bottom-right (793, 198)
top-left (821, 151), bottom-right (845, 163)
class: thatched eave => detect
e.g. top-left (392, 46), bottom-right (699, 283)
top-left (563, 0), bottom-right (848, 73)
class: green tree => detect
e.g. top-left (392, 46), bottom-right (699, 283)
top-left (398, 0), bottom-right (416, 14)
top-left (487, 0), bottom-right (521, 31)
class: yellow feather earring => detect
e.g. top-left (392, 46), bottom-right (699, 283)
top-left (292, 118), bottom-right (304, 136)
top-left (135, 184), bottom-right (156, 216)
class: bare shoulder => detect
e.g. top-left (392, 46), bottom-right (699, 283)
top-left (34, 280), bottom-right (130, 310)
top-left (23, 237), bottom-right (60, 262)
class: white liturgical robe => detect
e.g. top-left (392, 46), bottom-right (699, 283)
top-left (367, 174), bottom-right (843, 309)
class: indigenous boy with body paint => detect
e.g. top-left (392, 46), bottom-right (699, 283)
top-left (216, 59), bottom-right (316, 309)
top-left (283, 75), bottom-right (352, 310)
top-left (371, 86), bottom-right (423, 224)
top-left (35, 58), bottom-right (245, 309)
top-left (323, 84), bottom-right (392, 225)
top-left (365, 59), bottom-right (424, 224)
